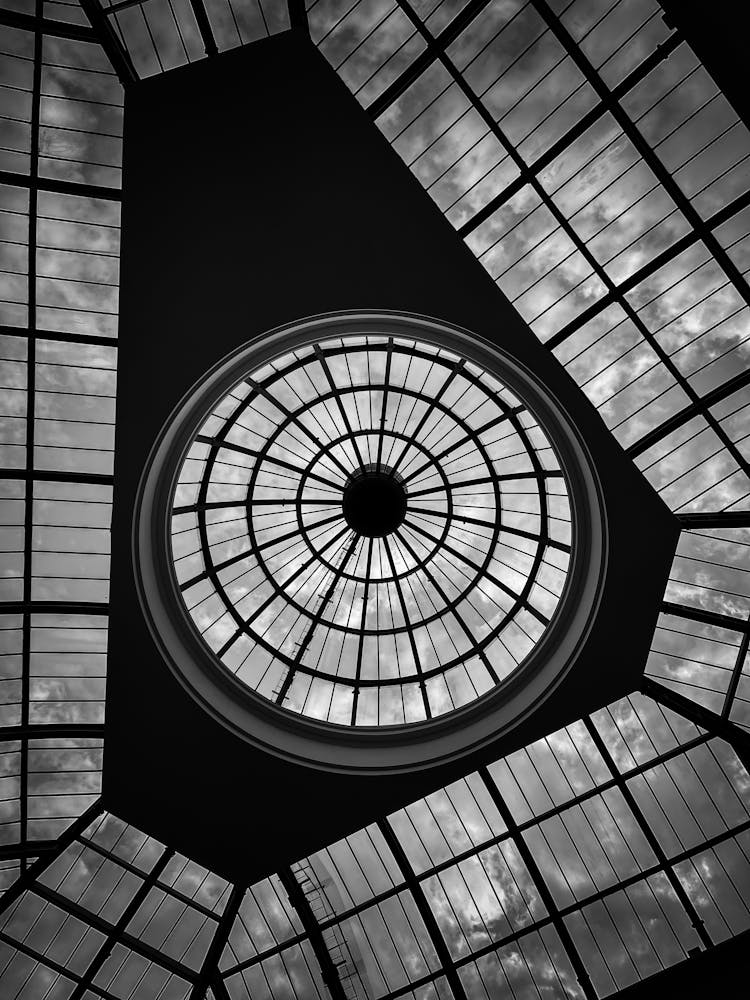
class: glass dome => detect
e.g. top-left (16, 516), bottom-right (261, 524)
top-left (168, 331), bottom-right (573, 727)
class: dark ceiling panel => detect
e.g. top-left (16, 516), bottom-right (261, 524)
top-left (106, 32), bottom-right (675, 883)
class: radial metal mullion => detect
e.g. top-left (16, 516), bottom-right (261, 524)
top-left (375, 338), bottom-right (394, 471)
top-left (274, 531), bottom-right (358, 706)
top-left (314, 345), bottom-right (367, 470)
top-left (383, 536), bottom-right (431, 717)
top-left (388, 358), bottom-right (465, 476)
top-left (403, 515), bottom-right (548, 624)
top-left (246, 377), bottom-right (353, 483)
top-left (351, 536), bottom-right (374, 724)
top-left (476, 765), bottom-right (597, 999)
top-left (409, 468), bottom-right (561, 496)
top-left (223, 524), bottom-right (351, 649)
top-left (394, 527), bottom-right (499, 684)
top-left (215, 523), bottom-right (352, 659)
top-left (192, 512), bottom-right (346, 628)
top-left (676, 511), bottom-right (750, 530)
top-left (195, 434), bottom-right (343, 493)
top-left (408, 506), bottom-right (495, 532)
top-left (399, 408), bottom-right (520, 488)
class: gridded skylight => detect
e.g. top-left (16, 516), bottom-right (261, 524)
top-left (170, 335), bottom-right (571, 726)
top-left (312, 0), bottom-right (750, 513)
top-left (2, 692), bottom-right (750, 999)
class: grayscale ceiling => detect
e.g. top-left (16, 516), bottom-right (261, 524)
top-left (0, 1), bottom-right (749, 998)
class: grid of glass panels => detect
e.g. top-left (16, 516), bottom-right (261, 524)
top-left (0, 808), bottom-right (239, 999)
top-left (98, 0), bottom-right (290, 79)
top-left (312, 0), bottom-right (750, 515)
top-left (170, 335), bottom-right (571, 726)
top-left (217, 692), bottom-right (750, 1000)
top-left (645, 518), bottom-right (750, 735)
top-left (0, 7), bottom-right (119, 895)
top-left (0, 690), bottom-right (749, 1000)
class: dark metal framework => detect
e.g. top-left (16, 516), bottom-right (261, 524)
top-left (169, 334), bottom-right (571, 727)
top-left (1, 0), bottom-right (750, 997)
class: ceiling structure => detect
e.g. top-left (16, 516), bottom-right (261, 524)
top-left (0, 0), bottom-right (749, 998)
top-left (167, 330), bottom-right (573, 728)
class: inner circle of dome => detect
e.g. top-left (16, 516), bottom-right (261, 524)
top-left (341, 465), bottom-right (407, 538)
top-left (170, 334), bottom-right (573, 728)
top-left (294, 431), bottom-right (454, 582)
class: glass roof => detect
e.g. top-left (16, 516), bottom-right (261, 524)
top-left (170, 333), bottom-right (571, 726)
top-left (314, 0), bottom-right (750, 512)
top-left (1, 691), bottom-right (749, 999)
top-left (0, 0), bottom-right (750, 995)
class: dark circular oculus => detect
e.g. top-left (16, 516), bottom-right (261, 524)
top-left (342, 465), bottom-right (407, 538)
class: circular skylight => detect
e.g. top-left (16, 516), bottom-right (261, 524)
top-left (168, 331), bottom-right (573, 727)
